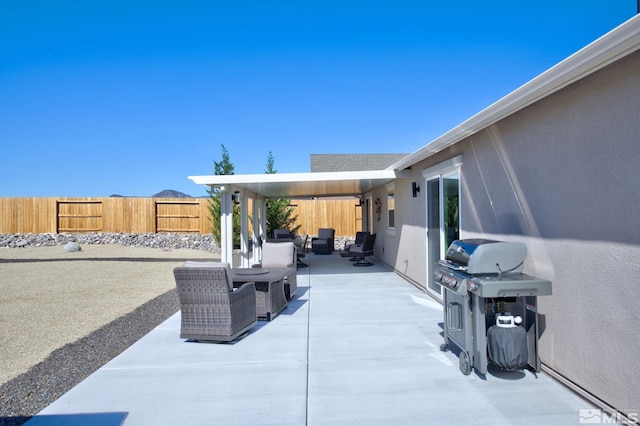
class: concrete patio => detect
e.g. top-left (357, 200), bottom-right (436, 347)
top-left (27, 252), bottom-right (598, 425)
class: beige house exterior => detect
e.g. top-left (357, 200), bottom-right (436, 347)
top-left (191, 15), bottom-right (640, 419)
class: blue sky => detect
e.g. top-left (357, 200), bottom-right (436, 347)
top-left (1, 1), bottom-right (635, 197)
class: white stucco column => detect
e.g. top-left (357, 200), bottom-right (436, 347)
top-left (252, 196), bottom-right (261, 265)
top-left (239, 189), bottom-right (250, 268)
top-left (219, 186), bottom-right (233, 265)
top-left (260, 198), bottom-right (267, 239)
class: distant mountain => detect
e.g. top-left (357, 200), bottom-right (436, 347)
top-left (152, 189), bottom-right (193, 198)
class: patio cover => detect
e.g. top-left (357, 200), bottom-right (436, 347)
top-left (189, 169), bottom-right (409, 199)
top-left (189, 169), bottom-right (410, 265)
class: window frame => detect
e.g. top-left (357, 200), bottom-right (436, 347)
top-left (386, 182), bottom-right (395, 230)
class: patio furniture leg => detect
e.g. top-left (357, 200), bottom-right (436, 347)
top-left (353, 256), bottom-right (374, 266)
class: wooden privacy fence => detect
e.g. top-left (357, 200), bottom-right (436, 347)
top-left (0, 197), bottom-right (361, 237)
top-left (0, 198), bottom-right (210, 234)
top-left (289, 199), bottom-right (361, 237)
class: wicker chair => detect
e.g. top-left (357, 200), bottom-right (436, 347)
top-left (173, 262), bottom-right (257, 342)
top-left (254, 241), bottom-right (298, 299)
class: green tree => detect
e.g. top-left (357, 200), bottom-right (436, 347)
top-left (265, 151), bottom-right (300, 238)
top-left (208, 144), bottom-right (241, 248)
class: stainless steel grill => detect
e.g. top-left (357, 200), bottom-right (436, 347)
top-left (434, 239), bottom-right (552, 376)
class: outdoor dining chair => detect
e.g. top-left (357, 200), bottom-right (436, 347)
top-left (254, 241), bottom-right (298, 299)
top-left (295, 235), bottom-right (310, 268)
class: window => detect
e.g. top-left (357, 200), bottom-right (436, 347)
top-left (387, 184), bottom-right (395, 229)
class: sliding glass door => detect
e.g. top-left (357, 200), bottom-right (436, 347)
top-left (424, 157), bottom-right (461, 299)
top-left (427, 179), bottom-right (442, 297)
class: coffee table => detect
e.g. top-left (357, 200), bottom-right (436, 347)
top-left (230, 267), bottom-right (294, 320)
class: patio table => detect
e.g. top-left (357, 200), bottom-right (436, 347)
top-left (230, 267), bottom-right (294, 320)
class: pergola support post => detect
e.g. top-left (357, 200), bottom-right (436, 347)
top-left (252, 196), bottom-right (262, 264)
top-left (239, 189), bottom-right (250, 267)
top-left (219, 187), bottom-right (233, 265)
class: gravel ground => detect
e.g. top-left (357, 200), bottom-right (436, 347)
top-left (0, 242), bottom-right (220, 426)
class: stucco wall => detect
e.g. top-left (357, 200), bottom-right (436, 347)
top-left (382, 50), bottom-right (640, 412)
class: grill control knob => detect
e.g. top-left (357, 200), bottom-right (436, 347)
top-left (467, 282), bottom-right (478, 292)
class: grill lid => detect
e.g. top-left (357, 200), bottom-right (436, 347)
top-left (444, 239), bottom-right (527, 275)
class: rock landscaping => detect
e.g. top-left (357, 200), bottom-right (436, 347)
top-left (0, 232), bottom-right (220, 253)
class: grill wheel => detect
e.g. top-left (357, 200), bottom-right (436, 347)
top-left (459, 351), bottom-right (472, 375)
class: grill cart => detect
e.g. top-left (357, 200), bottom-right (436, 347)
top-left (434, 239), bottom-right (552, 376)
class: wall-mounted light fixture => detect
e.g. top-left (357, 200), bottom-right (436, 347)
top-left (412, 182), bottom-right (420, 198)
top-left (233, 191), bottom-right (241, 204)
